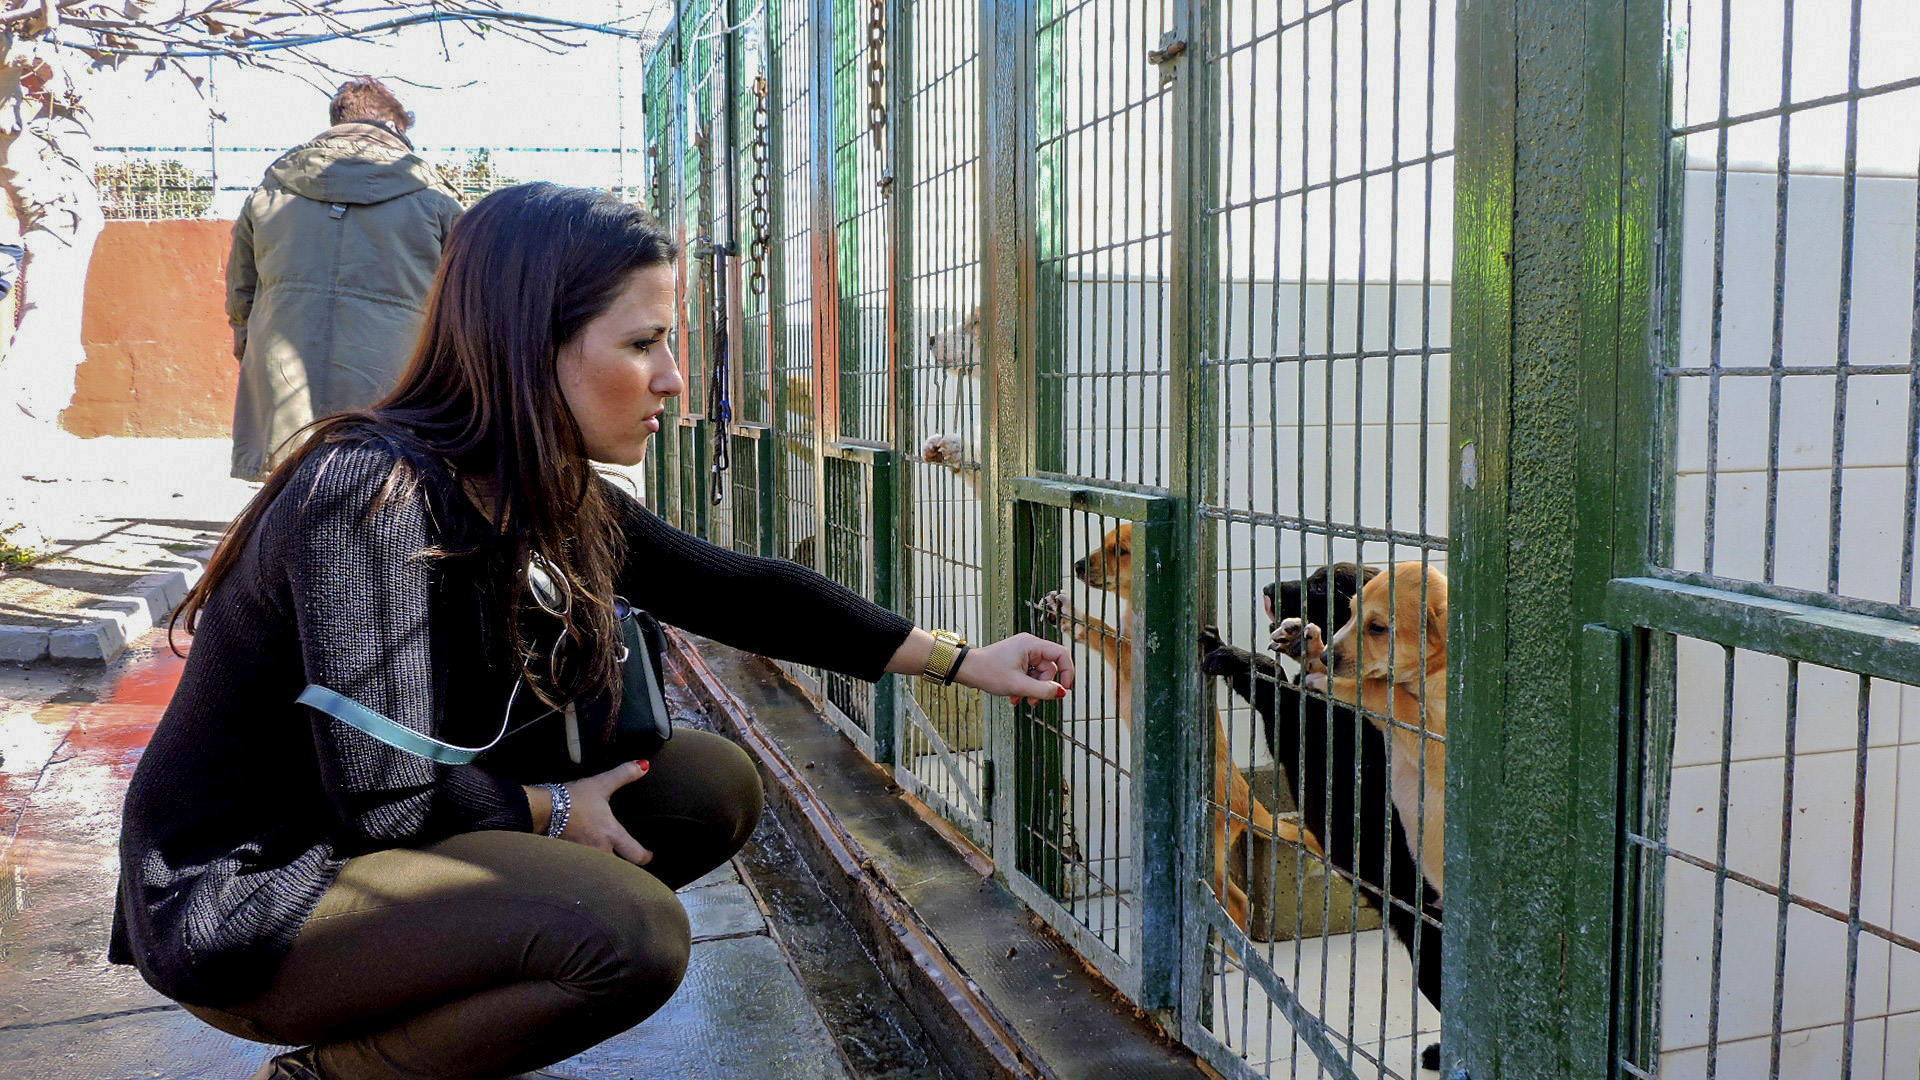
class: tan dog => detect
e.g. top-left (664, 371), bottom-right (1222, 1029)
top-left (1044, 523), bottom-right (1317, 934)
top-left (1277, 561), bottom-right (1446, 900)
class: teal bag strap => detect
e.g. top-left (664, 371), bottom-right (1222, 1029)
top-left (297, 684), bottom-right (504, 766)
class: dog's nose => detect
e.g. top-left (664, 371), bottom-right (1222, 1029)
top-left (1072, 558), bottom-right (1086, 578)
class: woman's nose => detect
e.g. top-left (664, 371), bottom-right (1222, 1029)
top-left (653, 356), bottom-right (686, 398)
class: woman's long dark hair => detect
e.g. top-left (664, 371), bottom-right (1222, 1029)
top-left (174, 183), bottom-right (679, 707)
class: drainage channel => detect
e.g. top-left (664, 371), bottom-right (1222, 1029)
top-left (733, 791), bottom-right (958, 1080)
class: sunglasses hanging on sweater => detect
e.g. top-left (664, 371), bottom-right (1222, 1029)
top-left (296, 551), bottom-right (672, 767)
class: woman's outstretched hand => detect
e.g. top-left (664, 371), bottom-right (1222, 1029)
top-left (550, 760), bottom-right (654, 867)
top-left (953, 633), bottom-right (1075, 707)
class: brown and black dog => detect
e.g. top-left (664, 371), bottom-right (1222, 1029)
top-left (1276, 561), bottom-right (1447, 900)
top-left (1042, 523), bottom-right (1318, 933)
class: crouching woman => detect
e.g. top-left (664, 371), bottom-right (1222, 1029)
top-left (110, 182), bottom-right (1073, 1080)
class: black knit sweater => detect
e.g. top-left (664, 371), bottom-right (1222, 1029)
top-left (110, 434), bottom-right (913, 1006)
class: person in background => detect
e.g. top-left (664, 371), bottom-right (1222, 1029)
top-left (227, 75), bottom-right (462, 481)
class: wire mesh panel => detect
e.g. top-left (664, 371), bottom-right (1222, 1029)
top-left (736, 1), bottom-right (776, 429)
top-left (767, 0), bottom-right (824, 703)
top-left (645, 44), bottom-right (684, 519)
top-left (708, 435), bottom-right (739, 553)
top-left (678, 0), bottom-right (728, 418)
top-left (1031, 0), bottom-right (1176, 489)
top-left (677, 423), bottom-right (705, 536)
top-left (1655, 0), bottom-right (1920, 614)
top-left (1617, 2), bottom-right (1920, 1076)
top-left (817, 449), bottom-right (893, 752)
top-left (95, 152), bottom-right (214, 219)
top-left (730, 432), bottom-right (767, 556)
top-left (1620, 636), bottom-right (1920, 1080)
top-left (828, 0), bottom-right (895, 447)
top-left (1189, 1), bottom-right (1456, 1077)
top-left (1013, 496), bottom-right (1140, 986)
top-left (95, 145), bottom-right (650, 220)
top-left (896, 0), bottom-right (989, 841)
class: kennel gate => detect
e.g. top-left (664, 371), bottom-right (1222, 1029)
top-left (647, 0), bottom-right (1458, 1070)
top-left (642, 0), bottom-right (1920, 1077)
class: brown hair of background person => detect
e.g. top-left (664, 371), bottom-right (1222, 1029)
top-left (328, 75), bottom-right (415, 134)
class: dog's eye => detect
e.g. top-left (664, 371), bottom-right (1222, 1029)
top-left (1367, 622), bottom-right (1388, 635)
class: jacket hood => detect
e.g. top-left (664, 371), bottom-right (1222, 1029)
top-left (265, 123), bottom-right (447, 205)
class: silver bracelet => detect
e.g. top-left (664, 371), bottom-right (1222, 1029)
top-left (537, 782), bottom-right (571, 839)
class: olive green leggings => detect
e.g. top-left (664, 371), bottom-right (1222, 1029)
top-left (183, 730), bottom-right (764, 1080)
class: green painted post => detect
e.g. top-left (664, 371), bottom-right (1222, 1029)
top-left (887, 0), bottom-right (913, 774)
top-left (1160, 0), bottom-right (1216, 1030)
top-left (888, 0), bottom-right (917, 780)
top-left (1131, 498), bottom-right (1185, 1014)
top-left (1450, 1), bottom-right (1659, 1076)
top-left (870, 450), bottom-right (900, 765)
top-left (757, 432), bottom-right (779, 558)
top-left (978, 0), bottom-right (1030, 861)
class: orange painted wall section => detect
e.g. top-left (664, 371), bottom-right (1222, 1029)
top-left (65, 219), bottom-right (237, 438)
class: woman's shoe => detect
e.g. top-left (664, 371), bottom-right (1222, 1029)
top-left (249, 1047), bottom-right (325, 1080)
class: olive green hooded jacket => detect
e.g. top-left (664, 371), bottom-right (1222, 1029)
top-left (226, 123), bottom-right (462, 481)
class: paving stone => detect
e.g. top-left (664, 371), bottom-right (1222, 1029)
top-left (0, 517), bottom-right (220, 666)
top-left (48, 619), bottom-right (128, 663)
top-left (554, 934), bottom-right (854, 1080)
top-left (681, 879), bottom-right (766, 942)
top-left (0, 705), bottom-right (173, 1030)
top-left (0, 1005), bottom-right (273, 1080)
top-left (0, 626), bottom-right (49, 663)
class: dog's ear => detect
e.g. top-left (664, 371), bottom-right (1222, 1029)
top-left (1424, 571), bottom-right (1449, 650)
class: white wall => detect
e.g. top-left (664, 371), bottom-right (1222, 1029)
top-left (1659, 2), bottom-right (1920, 1072)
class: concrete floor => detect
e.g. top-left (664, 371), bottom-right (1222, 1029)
top-left (0, 633), bottom-right (864, 1080)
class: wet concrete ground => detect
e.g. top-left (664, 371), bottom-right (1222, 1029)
top-left (0, 632), bottom-right (926, 1080)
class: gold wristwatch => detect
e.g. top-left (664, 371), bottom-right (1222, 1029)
top-left (922, 629), bottom-right (969, 686)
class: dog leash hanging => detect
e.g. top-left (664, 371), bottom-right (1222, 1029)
top-left (706, 234), bottom-right (733, 505)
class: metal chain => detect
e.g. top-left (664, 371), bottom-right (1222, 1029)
top-left (748, 75), bottom-right (771, 298)
top-left (866, 0), bottom-right (887, 155)
top-left (647, 140), bottom-right (668, 218)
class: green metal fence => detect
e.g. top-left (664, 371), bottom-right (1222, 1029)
top-left (642, 1), bottom-right (1920, 1077)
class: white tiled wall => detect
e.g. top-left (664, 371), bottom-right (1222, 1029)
top-left (1668, 169), bottom-right (1920, 606)
top-left (1657, 12), bottom-right (1920, 1056)
top-left (1659, 653), bottom-right (1920, 1076)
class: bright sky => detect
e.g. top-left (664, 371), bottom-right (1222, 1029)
top-left (85, 2), bottom-right (675, 215)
